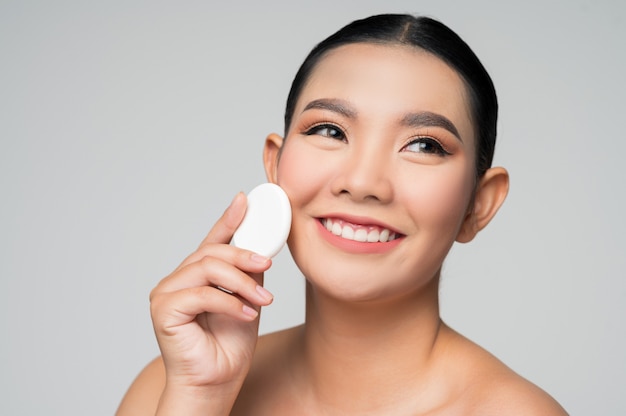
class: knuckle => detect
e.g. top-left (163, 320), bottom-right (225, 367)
top-left (189, 285), bottom-right (221, 304)
top-left (197, 256), bottom-right (224, 278)
top-left (148, 274), bottom-right (171, 301)
top-left (149, 294), bottom-right (163, 317)
top-left (198, 255), bottom-right (218, 268)
top-left (192, 245), bottom-right (213, 259)
top-left (148, 286), bottom-right (159, 302)
top-left (188, 285), bottom-right (208, 298)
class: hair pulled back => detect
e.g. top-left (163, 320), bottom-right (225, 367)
top-left (284, 14), bottom-right (498, 179)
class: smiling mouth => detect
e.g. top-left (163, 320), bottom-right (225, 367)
top-left (320, 218), bottom-right (401, 243)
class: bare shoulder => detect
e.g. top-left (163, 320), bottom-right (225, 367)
top-left (458, 364), bottom-right (567, 416)
top-left (445, 329), bottom-right (568, 416)
top-left (248, 324), bottom-right (303, 382)
top-left (472, 374), bottom-right (569, 416)
top-left (116, 356), bottom-right (166, 416)
top-left (231, 326), bottom-right (303, 415)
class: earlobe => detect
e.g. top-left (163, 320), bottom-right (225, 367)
top-left (263, 133), bottom-right (284, 183)
top-left (456, 167), bottom-right (509, 243)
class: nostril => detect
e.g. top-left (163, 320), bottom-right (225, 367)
top-left (364, 194), bottom-right (381, 202)
top-left (339, 188), bottom-right (382, 202)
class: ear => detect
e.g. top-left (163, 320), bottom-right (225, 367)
top-left (263, 133), bottom-right (284, 184)
top-left (456, 167), bottom-right (509, 243)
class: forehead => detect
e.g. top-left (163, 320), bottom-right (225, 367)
top-left (296, 43), bottom-right (474, 143)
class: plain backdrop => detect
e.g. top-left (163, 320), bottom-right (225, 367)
top-left (1, 0), bottom-right (624, 414)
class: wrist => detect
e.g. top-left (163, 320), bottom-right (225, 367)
top-left (156, 381), bottom-right (241, 416)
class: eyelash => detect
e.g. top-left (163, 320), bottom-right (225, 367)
top-left (403, 136), bottom-right (451, 156)
top-left (304, 123), bottom-right (347, 141)
top-left (304, 123), bottom-right (451, 157)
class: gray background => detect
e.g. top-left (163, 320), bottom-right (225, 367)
top-left (1, 0), bottom-right (624, 414)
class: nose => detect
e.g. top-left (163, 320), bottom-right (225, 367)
top-left (329, 145), bottom-right (394, 203)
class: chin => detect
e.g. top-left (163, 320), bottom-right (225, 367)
top-left (300, 257), bottom-right (440, 305)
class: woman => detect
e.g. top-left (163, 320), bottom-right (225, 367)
top-left (118, 14), bottom-right (567, 415)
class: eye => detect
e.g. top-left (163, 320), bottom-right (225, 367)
top-left (305, 123), bottom-right (346, 141)
top-left (403, 136), bottom-right (451, 156)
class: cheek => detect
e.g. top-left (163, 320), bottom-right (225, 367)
top-left (275, 140), bottom-right (329, 207)
top-left (400, 162), bottom-right (475, 232)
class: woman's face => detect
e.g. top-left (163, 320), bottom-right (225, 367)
top-left (267, 43), bottom-right (477, 301)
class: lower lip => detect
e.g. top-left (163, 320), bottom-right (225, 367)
top-left (316, 220), bottom-right (403, 254)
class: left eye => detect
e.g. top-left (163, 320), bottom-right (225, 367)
top-left (305, 123), bottom-right (346, 141)
top-left (403, 137), bottom-right (450, 156)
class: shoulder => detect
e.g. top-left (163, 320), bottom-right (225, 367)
top-left (436, 326), bottom-right (567, 416)
top-left (446, 332), bottom-right (567, 415)
top-left (116, 356), bottom-right (166, 416)
top-left (231, 326), bottom-right (303, 415)
top-left (241, 325), bottom-right (302, 387)
top-left (467, 374), bottom-right (568, 416)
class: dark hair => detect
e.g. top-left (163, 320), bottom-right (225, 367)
top-left (284, 14), bottom-right (497, 179)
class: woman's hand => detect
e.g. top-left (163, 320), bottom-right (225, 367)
top-left (149, 193), bottom-right (274, 413)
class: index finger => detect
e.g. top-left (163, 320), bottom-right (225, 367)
top-left (199, 192), bottom-right (247, 247)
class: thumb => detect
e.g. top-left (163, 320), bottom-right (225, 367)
top-left (199, 192), bottom-right (247, 247)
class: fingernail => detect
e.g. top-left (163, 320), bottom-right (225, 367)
top-left (256, 285), bottom-right (273, 302)
top-left (251, 253), bottom-right (270, 264)
top-left (235, 191), bottom-right (245, 201)
top-left (226, 192), bottom-right (243, 210)
top-left (242, 304), bottom-right (258, 318)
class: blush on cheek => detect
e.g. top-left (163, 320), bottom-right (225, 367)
top-left (403, 168), bottom-right (474, 231)
top-left (276, 141), bottom-right (329, 204)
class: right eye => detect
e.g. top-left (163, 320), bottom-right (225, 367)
top-left (305, 123), bottom-right (346, 141)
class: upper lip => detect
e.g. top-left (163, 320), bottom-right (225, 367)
top-left (316, 213), bottom-right (404, 236)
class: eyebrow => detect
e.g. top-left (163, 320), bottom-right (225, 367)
top-left (401, 111), bottom-right (463, 142)
top-left (302, 98), bottom-right (463, 143)
top-left (302, 98), bottom-right (357, 119)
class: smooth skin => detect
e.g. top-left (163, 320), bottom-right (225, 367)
top-left (117, 44), bottom-right (567, 415)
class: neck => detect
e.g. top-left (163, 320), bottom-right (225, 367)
top-left (294, 273), bottom-right (447, 413)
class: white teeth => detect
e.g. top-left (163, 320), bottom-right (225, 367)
top-left (354, 229), bottom-right (368, 242)
top-left (341, 226), bottom-right (354, 240)
top-left (322, 219), bottom-right (398, 243)
top-left (367, 229), bottom-right (379, 242)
